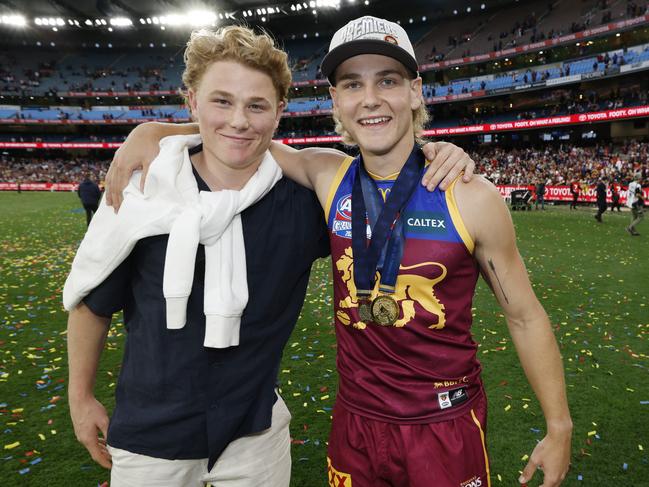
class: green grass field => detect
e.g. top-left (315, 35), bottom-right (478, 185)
top-left (0, 191), bottom-right (647, 486)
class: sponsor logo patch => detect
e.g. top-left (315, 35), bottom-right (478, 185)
top-left (404, 211), bottom-right (447, 235)
top-left (438, 386), bottom-right (469, 410)
top-left (327, 457), bottom-right (353, 487)
top-left (460, 475), bottom-right (483, 487)
top-left (384, 34), bottom-right (398, 44)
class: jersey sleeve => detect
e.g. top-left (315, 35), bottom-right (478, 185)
top-left (82, 252), bottom-right (132, 318)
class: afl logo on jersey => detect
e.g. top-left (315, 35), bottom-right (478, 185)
top-left (336, 194), bottom-right (352, 221)
top-left (333, 194), bottom-right (353, 239)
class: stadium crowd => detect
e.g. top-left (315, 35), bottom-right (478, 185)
top-left (0, 154), bottom-right (108, 183)
top-left (474, 140), bottom-right (649, 186)
top-left (2, 141), bottom-right (647, 188)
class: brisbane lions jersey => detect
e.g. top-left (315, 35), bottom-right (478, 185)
top-left (326, 156), bottom-right (484, 423)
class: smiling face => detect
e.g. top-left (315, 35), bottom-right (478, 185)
top-left (188, 60), bottom-right (284, 173)
top-left (329, 54), bottom-right (423, 161)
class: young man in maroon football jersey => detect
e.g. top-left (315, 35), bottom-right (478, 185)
top-left (315, 16), bottom-right (571, 487)
top-left (103, 17), bottom-right (571, 487)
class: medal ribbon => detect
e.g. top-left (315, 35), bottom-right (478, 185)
top-left (351, 144), bottom-right (424, 297)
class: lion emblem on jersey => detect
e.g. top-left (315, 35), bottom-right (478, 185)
top-left (335, 247), bottom-right (447, 330)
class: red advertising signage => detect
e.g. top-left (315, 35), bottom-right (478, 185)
top-left (4, 182), bottom-right (647, 205)
top-left (2, 105), bottom-right (646, 145)
top-left (498, 185), bottom-right (648, 203)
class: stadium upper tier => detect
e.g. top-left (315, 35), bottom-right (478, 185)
top-left (1, 41), bottom-right (648, 124)
top-left (417, 0), bottom-right (647, 63)
top-left (1, 1), bottom-right (647, 98)
top-left (425, 43), bottom-right (649, 100)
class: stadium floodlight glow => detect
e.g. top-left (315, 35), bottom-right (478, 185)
top-left (110, 17), bottom-right (133, 27)
top-left (85, 19), bottom-right (92, 26)
top-left (2, 14), bottom-right (27, 26)
top-left (290, 5), bottom-right (295, 10)
top-left (453, 9), bottom-right (458, 14)
top-left (481, 3), bottom-right (486, 9)
top-left (422, 15), bottom-right (427, 21)
top-left (409, 18), bottom-right (413, 23)
top-left (261, 16), bottom-right (266, 22)
top-left (243, 11), bottom-right (248, 17)
top-left (466, 7), bottom-right (471, 12)
top-left (35, 17), bottom-right (42, 25)
top-left (152, 16), bottom-right (159, 24)
top-left (309, 1), bottom-right (316, 7)
top-left (364, 0), bottom-right (369, 5)
top-left (315, 0), bottom-right (340, 7)
top-left (56, 17), bottom-right (64, 26)
top-left (312, 9), bottom-right (317, 14)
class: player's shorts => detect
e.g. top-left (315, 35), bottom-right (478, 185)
top-left (327, 393), bottom-right (490, 487)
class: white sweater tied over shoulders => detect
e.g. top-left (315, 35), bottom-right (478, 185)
top-left (63, 134), bottom-right (283, 348)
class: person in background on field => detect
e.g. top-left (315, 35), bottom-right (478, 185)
top-left (570, 177), bottom-right (580, 209)
top-left (594, 177), bottom-right (607, 223)
top-left (626, 176), bottom-right (644, 236)
top-left (77, 174), bottom-right (102, 226)
top-left (610, 179), bottom-right (622, 212)
top-left (535, 176), bottom-right (546, 210)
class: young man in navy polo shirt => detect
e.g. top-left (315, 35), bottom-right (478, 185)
top-left (67, 27), bottom-right (329, 486)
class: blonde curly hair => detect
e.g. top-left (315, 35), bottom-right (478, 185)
top-left (182, 26), bottom-right (292, 112)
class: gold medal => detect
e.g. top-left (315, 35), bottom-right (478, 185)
top-left (358, 299), bottom-right (373, 323)
top-left (371, 295), bottom-right (399, 326)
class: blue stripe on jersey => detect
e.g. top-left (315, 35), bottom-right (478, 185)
top-left (328, 160), bottom-right (465, 244)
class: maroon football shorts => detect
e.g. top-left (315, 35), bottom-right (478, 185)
top-left (327, 394), bottom-right (490, 487)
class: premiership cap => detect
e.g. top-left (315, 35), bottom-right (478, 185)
top-left (321, 15), bottom-right (419, 84)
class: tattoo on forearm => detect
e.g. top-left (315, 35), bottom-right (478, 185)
top-left (488, 258), bottom-right (509, 304)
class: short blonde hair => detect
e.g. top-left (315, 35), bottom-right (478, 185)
top-left (333, 97), bottom-right (430, 146)
top-left (182, 26), bottom-right (292, 109)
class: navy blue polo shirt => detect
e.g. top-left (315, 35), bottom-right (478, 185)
top-left (83, 145), bottom-right (329, 468)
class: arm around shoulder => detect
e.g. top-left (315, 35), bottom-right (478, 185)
top-left (270, 142), bottom-right (348, 204)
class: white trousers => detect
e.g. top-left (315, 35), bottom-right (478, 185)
top-left (108, 395), bottom-right (292, 487)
